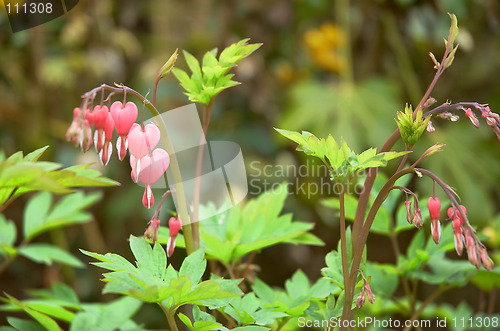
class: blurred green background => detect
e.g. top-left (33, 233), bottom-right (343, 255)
top-left (1, 0), bottom-right (499, 327)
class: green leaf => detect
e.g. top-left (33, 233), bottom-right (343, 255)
top-left (23, 192), bottom-right (53, 240)
top-left (179, 248), bottom-right (206, 285)
top-left (410, 256), bottom-right (477, 285)
top-left (161, 183), bottom-right (321, 264)
top-left (321, 250), bottom-right (344, 289)
top-left (26, 283), bottom-right (80, 310)
top-left (174, 39), bottom-right (260, 105)
top-left (129, 235), bottom-right (166, 280)
top-left (7, 317), bottom-right (45, 331)
top-left (470, 267), bottom-right (500, 291)
top-left (0, 214), bottom-right (16, 247)
top-left (70, 297), bottom-right (141, 331)
top-left (2, 294), bottom-right (62, 331)
top-left (366, 262), bottom-right (399, 297)
top-left (19, 244), bottom-right (83, 267)
top-left (407, 230), bottom-right (425, 260)
top-left (24, 146), bottom-right (49, 162)
top-left (23, 191), bottom-right (101, 241)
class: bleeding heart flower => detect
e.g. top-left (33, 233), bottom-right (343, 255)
top-left (428, 197), bottom-right (441, 244)
top-left (129, 155), bottom-right (138, 183)
top-left (99, 113), bottom-right (115, 165)
top-left (110, 101), bottom-right (138, 161)
top-left (166, 217), bottom-right (182, 257)
top-left (128, 123), bottom-right (161, 181)
top-left (138, 148), bottom-right (170, 209)
top-left (448, 205), bottom-right (467, 256)
top-left (79, 119), bottom-right (93, 152)
top-left (90, 105), bottom-right (110, 153)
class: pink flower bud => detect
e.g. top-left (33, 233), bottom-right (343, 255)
top-left (355, 291), bottom-right (365, 309)
top-left (166, 217), bottom-right (182, 257)
top-left (464, 230), bottom-right (478, 268)
top-left (464, 108), bottom-right (480, 128)
top-left (66, 108), bottom-right (82, 147)
top-left (427, 197), bottom-right (441, 221)
top-left (479, 247), bottom-right (494, 271)
top-left (405, 200), bottom-right (413, 224)
top-left (144, 218), bottom-right (160, 244)
top-left (413, 208), bottom-right (423, 229)
top-left (447, 205), bottom-right (466, 221)
top-left (364, 283), bottom-right (375, 304)
top-left (80, 120), bottom-right (93, 152)
top-left (168, 217), bottom-right (182, 237)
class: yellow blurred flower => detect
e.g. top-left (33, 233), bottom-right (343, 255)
top-left (304, 23), bottom-right (346, 73)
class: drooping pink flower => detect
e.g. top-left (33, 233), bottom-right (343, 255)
top-left (137, 148), bottom-right (170, 209)
top-left (110, 101), bottom-right (138, 161)
top-left (127, 123), bottom-right (161, 181)
top-left (89, 105), bottom-right (110, 153)
top-left (99, 113), bottom-right (115, 165)
top-left (167, 217), bottom-right (182, 257)
top-left (448, 205), bottom-right (466, 256)
top-left (428, 197), bottom-right (441, 244)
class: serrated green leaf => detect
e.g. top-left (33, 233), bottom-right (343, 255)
top-left (23, 192), bottom-right (100, 242)
top-left (129, 235), bottom-right (166, 279)
top-left (19, 244), bottom-right (83, 268)
top-left (179, 248), bottom-right (206, 285)
top-left (70, 297), bottom-right (141, 331)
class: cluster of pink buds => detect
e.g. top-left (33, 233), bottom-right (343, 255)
top-left (166, 217), bottom-right (182, 257)
top-left (432, 103), bottom-right (500, 140)
top-left (480, 106), bottom-right (500, 141)
top-left (66, 107), bottom-right (94, 152)
top-left (355, 272), bottom-right (375, 309)
top-left (427, 197), bottom-right (441, 244)
top-left (404, 197), bottom-right (423, 229)
top-left (447, 206), bottom-right (494, 271)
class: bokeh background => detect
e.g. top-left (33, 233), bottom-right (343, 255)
top-left (1, 0), bottom-right (499, 327)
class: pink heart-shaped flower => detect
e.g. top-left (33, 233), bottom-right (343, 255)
top-left (138, 148), bottom-right (170, 185)
top-left (110, 101), bottom-right (138, 135)
top-left (127, 123), bottom-right (161, 159)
